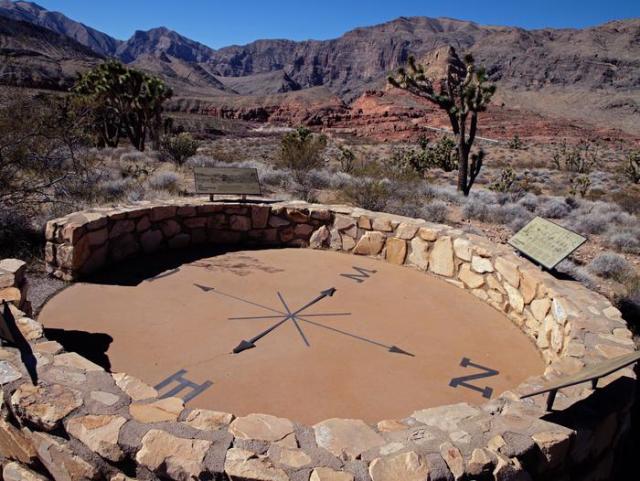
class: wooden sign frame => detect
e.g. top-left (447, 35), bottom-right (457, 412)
top-left (508, 216), bottom-right (587, 271)
top-left (193, 167), bottom-right (262, 201)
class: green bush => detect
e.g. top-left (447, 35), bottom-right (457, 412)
top-left (389, 136), bottom-right (458, 179)
top-left (278, 127), bottom-right (327, 182)
top-left (161, 133), bottom-right (199, 165)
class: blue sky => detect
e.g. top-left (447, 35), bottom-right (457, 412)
top-left (36, 0), bottom-right (640, 48)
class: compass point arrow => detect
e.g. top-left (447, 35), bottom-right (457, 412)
top-left (321, 287), bottom-right (337, 297)
top-left (194, 284), bottom-right (215, 292)
top-left (232, 340), bottom-right (256, 354)
top-left (389, 345), bottom-right (415, 357)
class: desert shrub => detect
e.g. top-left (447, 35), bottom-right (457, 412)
top-left (338, 146), bottom-right (357, 174)
top-left (605, 229), bottom-right (640, 254)
top-left (539, 198), bottom-right (571, 219)
top-left (185, 155), bottom-right (219, 169)
top-left (571, 212), bottom-right (612, 235)
top-left (278, 127), bottom-right (327, 182)
top-left (421, 200), bottom-right (449, 223)
top-left (556, 260), bottom-right (599, 290)
top-left (424, 184), bottom-right (464, 204)
top-left (568, 174), bottom-right (591, 197)
top-left (161, 133), bottom-right (200, 165)
top-left (518, 193), bottom-right (539, 212)
top-left (462, 201), bottom-right (492, 222)
top-left (341, 177), bottom-right (392, 211)
top-left (551, 140), bottom-right (598, 174)
top-left (588, 252), bottom-right (634, 282)
top-left (0, 207), bottom-right (43, 260)
top-left (623, 150), bottom-right (640, 184)
top-left (508, 134), bottom-right (523, 150)
top-left (147, 171), bottom-right (181, 193)
top-left (489, 167), bottom-right (518, 194)
top-left (98, 178), bottom-right (135, 200)
top-left (329, 172), bottom-right (354, 190)
top-left (120, 151), bottom-right (152, 164)
top-left (306, 169), bottom-right (333, 190)
top-left (389, 136), bottom-right (458, 178)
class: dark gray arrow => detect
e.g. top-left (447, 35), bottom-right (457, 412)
top-left (195, 284), bottom-right (285, 315)
top-left (232, 288), bottom-right (337, 354)
top-left (294, 315), bottom-right (415, 356)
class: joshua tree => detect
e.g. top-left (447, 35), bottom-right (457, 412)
top-left (73, 61), bottom-right (172, 151)
top-left (389, 50), bottom-right (496, 195)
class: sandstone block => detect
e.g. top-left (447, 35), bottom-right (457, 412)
top-left (224, 448), bottom-right (289, 481)
top-left (229, 413), bottom-right (294, 442)
top-left (385, 238), bottom-right (407, 265)
top-left (531, 430), bottom-right (572, 469)
top-left (369, 451), bottom-right (429, 481)
top-left (372, 217), bottom-right (393, 232)
top-left (130, 397), bottom-right (183, 423)
top-left (11, 383), bottom-right (83, 431)
top-left (31, 431), bottom-right (98, 481)
top-left (396, 223), bottom-right (419, 240)
top-left (310, 467), bottom-right (354, 481)
top-left (353, 232), bottom-right (385, 256)
top-left (3, 462), bottom-right (49, 481)
top-left (334, 215), bottom-right (356, 231)
top-left (66, 414), bottom-right (126, 462)
top-left (313, 418), bottom-right (384, 460)
top-left (252, 206), bottom-right (271, 229)
top-left (408, 237), bottom-right (429, 270)
top-left (0, 418), bottom-right (37, 463)
top-left (185, 409), bottom-right (234, 431)
top-left (112, 372), bottom-right (157, 400)
top-left (471, 256), bottom-right (494, 274)
top-left (429, 236), bottom-right (454, 277)
top-left (453, 238), bottom-right (472, 261)
top-left (495, 257), bottom-right (520, 288)
top-left (136, 429), bottom-right (211, 481)
top-left (458, 264), bottom-right (484, 288)
top-left (310, 226), bottom-right (330, 249)
top-left (230, 215), bottom-right (252, 231)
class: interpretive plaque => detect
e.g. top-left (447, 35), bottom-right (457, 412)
top-left (194, 167), bottom-right (261, 197)
top-left (508, 216), bottom-right (586, 270)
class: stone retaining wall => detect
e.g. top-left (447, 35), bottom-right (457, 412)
top-left (0, 199), bottom-right (636, 481)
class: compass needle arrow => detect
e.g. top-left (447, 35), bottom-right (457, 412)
top-left (231, 288), bottom-right (337, 354)
top-left (296, 316), bottom-right (415, 357)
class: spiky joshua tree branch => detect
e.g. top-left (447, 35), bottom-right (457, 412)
top-left (389, 51), bottom-right (496, 196)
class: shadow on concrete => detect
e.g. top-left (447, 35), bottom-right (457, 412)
top-left (44, 328), bottom-right (113, 372)
top-left (84, 244), bottom-right (243, 287)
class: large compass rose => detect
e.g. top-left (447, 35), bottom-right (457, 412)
top-left (194, 284), bottom-right (414, 356)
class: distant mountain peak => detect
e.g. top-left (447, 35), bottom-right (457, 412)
top-left (0, 0), bottom-right (121, 55)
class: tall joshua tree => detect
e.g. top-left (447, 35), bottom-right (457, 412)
top-left (389, 49), bottom-right (496, 195)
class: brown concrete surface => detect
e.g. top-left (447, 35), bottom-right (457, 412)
top-left (38, 248), bottom-right (544, 424)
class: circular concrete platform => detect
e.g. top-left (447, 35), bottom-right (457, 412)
top-left (39, 248), bottom-right (543, 424)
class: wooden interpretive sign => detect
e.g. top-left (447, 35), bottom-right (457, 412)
top-left (508, 217), bottom-right (586, 270)
top-left (194, 167), bottom-right (261, 200)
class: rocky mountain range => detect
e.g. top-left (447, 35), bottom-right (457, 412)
top-left (0, 0), bottom-right (638, 138)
